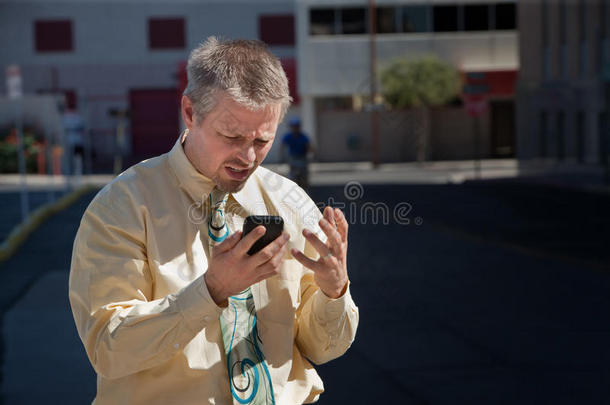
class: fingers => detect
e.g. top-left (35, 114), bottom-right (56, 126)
top-left (254, 238), bottom-right (289, 279)
top-left (290, 248), bottom-right (324, 272)
top-left (251, 232), bottom-right (290, 266)
top-left (302, 228), bottom-right (330, 258)
top-left (318, 217), bottom-right (342, 256)
top-left (213, 230), bottom-right (242, 255)
top-left (334, 208), bottom-right (348, 244)
top-left (323, 206), bottom-right (335, 226)
top-left (234, 225), bottom-right (266, 256)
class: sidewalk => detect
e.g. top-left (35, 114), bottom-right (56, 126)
top-left (0, 158), bottom-right (606, 257)
top-left (1, 158), bottom-right (607, 191)
top-left (0, 174), bottom-right (113, 192)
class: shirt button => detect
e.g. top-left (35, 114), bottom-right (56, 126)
top-left (173, 343), bottom-right (180, 349)
top-left (203, 315), bottom-right (212, 322)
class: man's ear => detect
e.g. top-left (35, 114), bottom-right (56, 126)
top-left (181, 95), bottom-right (195, 130)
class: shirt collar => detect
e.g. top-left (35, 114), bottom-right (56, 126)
top-left (167, 130), bottom-right (268, 216)
top-left (168, 130), bottom-right (215, 204)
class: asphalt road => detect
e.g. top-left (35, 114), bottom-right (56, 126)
top-left (1, 182), bottom-right (609, 404)
top-left (0, 190), bottom-right (64, 244)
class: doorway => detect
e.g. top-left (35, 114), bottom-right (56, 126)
top-left (490, 100), bottom-right (515, 158)
top-left (129, 88), bottom-right (180, 161)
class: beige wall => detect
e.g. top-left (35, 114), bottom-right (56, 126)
top-left (315, 107), bottom-right (492, 162)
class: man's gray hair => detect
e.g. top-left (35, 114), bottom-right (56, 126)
top-left (184, 37), bottom-right (292, 122)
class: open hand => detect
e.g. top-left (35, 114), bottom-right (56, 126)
top-left (290, 206), bottom-right (349, 299)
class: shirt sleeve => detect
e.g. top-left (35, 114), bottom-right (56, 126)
top-left (295, 273), bottom-right (359, 365)
top-left (292, 196), bottom-right (359, 365)
top-left (68, 189), bottom-right (223, 379)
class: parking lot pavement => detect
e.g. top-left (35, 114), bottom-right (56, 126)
top-left (1, 183), bottom-right (609, 404)
top-left (2, 270), bottom-right (96, 403)
top-left (0, 191), bottom-right (59, 244)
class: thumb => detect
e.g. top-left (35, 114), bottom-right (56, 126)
top-left (214, 230), bottom-right (242, 254)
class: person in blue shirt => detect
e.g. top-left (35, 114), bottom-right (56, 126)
top-left (281, 117), bottom-right (312, 188)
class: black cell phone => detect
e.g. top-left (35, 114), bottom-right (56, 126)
top-left (242, 215), bottom-right (284, 255)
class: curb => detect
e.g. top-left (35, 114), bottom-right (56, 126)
top-left (0, 185), bottom-right (98, 263)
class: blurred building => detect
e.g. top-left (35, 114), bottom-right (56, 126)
top-left (296, 0), bottom-right (519, 162)
top-left (0, 0), bottom-right (298, 169)
top-left (516, 0), bottom-right (610, 168)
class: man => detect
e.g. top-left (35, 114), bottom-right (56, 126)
top-left (281, 117), bottom-right (311, 189)
top-left (69, 37), bottom-right (358, 405)
top-left (62, 105), bottom-right (85, 176)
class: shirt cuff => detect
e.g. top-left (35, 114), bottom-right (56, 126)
top-left (174, 274), bottom-right (224, 333)
top-left (312, 281), bottom-right (353, 323)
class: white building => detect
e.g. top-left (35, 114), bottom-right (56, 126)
top-left (296, 0), bottom-right (519, 162)
top-left (0, 0), bottom-right (298, 169)
top-left (0, 0), bottom-right (522, 168)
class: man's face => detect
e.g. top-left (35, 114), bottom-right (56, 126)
top-left (182, 93), bottom-right (281, 193)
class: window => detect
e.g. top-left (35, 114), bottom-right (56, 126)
top-left (599, 112), bottom-right (609, 165)
top-left (540, 111), bottom-right (548, 157)
top-left (464, 4), bottom-right (489, 31)
top-left (559, 0), bottom-right (566, 44)
top-left (557, 112), bottom-right (565, 160)
top-left (543, 46), bottom-right (551, 80)
top-left (310, 8), bottom-right (336, 35)
top-left (494, 3), bottom-right (516, 30)
top-left (559, 0), bottom-right (567, 79)
top-left (433, 5), bottom-right (458, 32)
top-left (542, 0), bottom-right (550, 80)
top-left (578, 0), bottom-right (587, 77)
top-left (401, 5), bottom-right (431, 32)
top-left (376, 7), bottom-right (397, 34)
top-left (148, 18), bottom-right (185, 49)
top-left (340, 7), bottom-right (367, 34)
top-left (259, 15), bottom-right (295, 46)
top-left (576, 111), bottom-right (585, 163)
top-left (597, 0), bottom-right (609, 73)
top-left (578, 0), bottom-right (586, 42)
top-left (34, 20), bottom-right (73, 52)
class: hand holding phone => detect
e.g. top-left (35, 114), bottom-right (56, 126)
top-left (242, 215), bottom-right (284, 255)
top-left (204, 214), bottom-right (289, 305)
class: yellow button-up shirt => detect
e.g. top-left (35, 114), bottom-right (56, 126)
top-left (68, 132), bottom-right (359, 404)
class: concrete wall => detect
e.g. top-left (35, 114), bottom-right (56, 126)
top-left (316, 107), bottom-right (491, 162)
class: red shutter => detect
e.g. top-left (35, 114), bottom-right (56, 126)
top-left (148, 18), bottom-right (185, 49)
top-left (35, 20), bottom-right (73, 52)
top-left (259, 15), bottom-right (295, 46)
